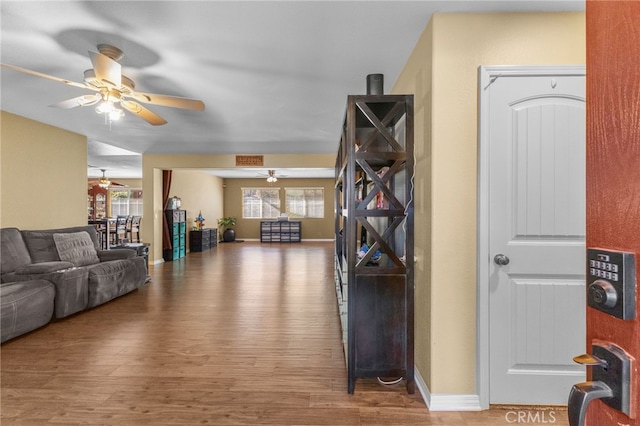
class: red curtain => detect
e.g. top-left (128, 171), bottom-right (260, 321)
top-left (162, 170), bottom-right (172, 251)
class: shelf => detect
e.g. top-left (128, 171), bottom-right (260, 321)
top-left (164, 209), bottom-right (187, 261)
top-left (260, 221), bottom-right (301, 243)
top-left (334, 92), bottom-right (414, 394)
top-left (189, 229), bottom-right (217, 252)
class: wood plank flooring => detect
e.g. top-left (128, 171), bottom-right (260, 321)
top-left (1, 242), bottom-right (568, 425)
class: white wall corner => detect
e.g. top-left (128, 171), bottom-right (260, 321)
top-left (415, 367), bottom-right (482, 411)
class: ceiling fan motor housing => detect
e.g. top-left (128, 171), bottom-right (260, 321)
top-left (97, 44), bottom-right (124, 61)
top-left (84, 69), bottom-right (135, 92)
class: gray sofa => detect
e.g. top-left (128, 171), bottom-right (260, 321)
top-left (1, 225), bottom-right (147, 343)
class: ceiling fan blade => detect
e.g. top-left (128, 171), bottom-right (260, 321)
top-left (50, 94), bottom-right (102, 109)
top-left (1, 63), bottom-right (91, 90)
top-left (130, 92), bottom-right (205, 111)
top-left (121, 100), bottom-right (167, 126)
top-left (89, 51), bottom-right (121, 89)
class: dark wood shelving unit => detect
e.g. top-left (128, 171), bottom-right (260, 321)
top-left (334, 93), bottom-right (414, 394)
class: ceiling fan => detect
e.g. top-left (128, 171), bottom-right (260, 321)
top-left (1, 44), bottom-right (205, 126)
top-left (258, 170), bottom-right (287, 183)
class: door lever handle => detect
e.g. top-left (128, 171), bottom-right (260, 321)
top-left (568, 343), bottom-right (633, 423)
top-left (568, 381), bottom-right (614, 426)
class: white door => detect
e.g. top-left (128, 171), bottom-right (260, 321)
top-left (479, 66), bottom-right (586, 405)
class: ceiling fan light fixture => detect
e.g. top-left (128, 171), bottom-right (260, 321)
top-left (266, 170), bottom-right (278, 183)
top-left (108, 108), bottom-right (125, 121)
top-left (98, 169), bottom-right (111, 188)
top-left (96, 100), bottom-right (115, 114)
top-left (96, 99), bottom-right (124, 121)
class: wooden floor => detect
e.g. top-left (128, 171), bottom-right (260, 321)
top-left (1, 242), bottom-right (568, 425)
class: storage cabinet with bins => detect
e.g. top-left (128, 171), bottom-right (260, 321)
top-left (335, 92), bottom-right (414, 394)
top-left (260, 221), bottom-right (301, 242)
top-left (164, 209), bottom-right (187, 261)
top-left (189, 229), bottom-right (217, 252)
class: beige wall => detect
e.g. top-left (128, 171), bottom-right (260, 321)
top-left (1, 111), bottom-right (87, 229)
top-left (169, 170), bottom-right (224, 247)
top-left (222, 178), bottom-right (334, 240)
top-left (393, 18), bottom-right (435, 392)
top-left (142, 153), bottom-right (334, 262)
top-left (392, 12), bottom-right (585, 396)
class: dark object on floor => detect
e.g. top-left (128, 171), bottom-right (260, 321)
top-left (223, 228), bottom-right (235, 242)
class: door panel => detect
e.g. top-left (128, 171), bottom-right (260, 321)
top-left (486, 69), bottom-right (586, 404)
top-left (583, 2), bottom-right (640, 424)
top-left (513, 99), bottom-right (585, 239)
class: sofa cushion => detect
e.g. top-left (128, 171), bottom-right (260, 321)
top-left (53, 231), bottom-right (100, 267)
top-left (22, 226), bottom-right (102, 264)
top-left (0, 228), bottom-right (32, 276)
top-left (85, 257), bottom-right (146, 308)
top-left (97, 249), bottom-right (136, 262)
top-left (20, 230), bottom-right (60, 263)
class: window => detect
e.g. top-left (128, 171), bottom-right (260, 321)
top-left (242, 188), bottom-right (280, 219)
top-left (285, 188), bottom-right (324, 218)
top-left (110, 188), bottom-right (143, 217)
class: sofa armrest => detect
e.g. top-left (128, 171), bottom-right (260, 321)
top-left (97, 249), bottom-right (136, 262)
top-left (15, 261), bottom-right (75, 275)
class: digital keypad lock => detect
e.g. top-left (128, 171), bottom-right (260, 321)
top-left (587, 249), bottom-right (636, 320)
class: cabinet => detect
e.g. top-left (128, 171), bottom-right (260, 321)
top-left (189, 229), bottom-right (217, 252)
top-left (164, 209), bottom-right (187, 261)
top-left (335, 93), bottom-right (414, 394)
top-left (88, 185), bottom-right (108, 220)
top-left (260, 221), bottom-right (301, 242)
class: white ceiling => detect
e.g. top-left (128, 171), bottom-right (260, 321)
top-left (1, 1), bottom-right (584, 179)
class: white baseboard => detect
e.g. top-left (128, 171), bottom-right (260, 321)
top-left (415, 367), bottom-right (482, 411)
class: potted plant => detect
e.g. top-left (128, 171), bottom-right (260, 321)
top-left (217, 217), bottom-right (237, 242)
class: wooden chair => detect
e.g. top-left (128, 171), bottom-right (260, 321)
top-left (115, 216), bottom-right (129, 245)
top-left (125, 216), bottom-right (133, 241)
top-left (90, 220), bottom-right (108, 250)
top-left (129, 216), bottom-right (142, 243)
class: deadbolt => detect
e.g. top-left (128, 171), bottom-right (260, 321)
top-left (494, 254), bottom-right (510, 266)
top-left (588, 280), bottom-right (618, 309)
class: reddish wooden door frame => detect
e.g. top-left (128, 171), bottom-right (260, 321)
top-left (586, 1), bottom-right (640, 424)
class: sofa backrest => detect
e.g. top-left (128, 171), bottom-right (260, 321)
top-left (21, 226), bottom-right (101, 263)
top-left (0, 227), bottom-right (32, 276)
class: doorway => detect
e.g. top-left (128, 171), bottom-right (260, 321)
top-left (477, 65), bottom-right (586, 406)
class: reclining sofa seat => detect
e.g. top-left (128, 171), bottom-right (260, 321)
top-left (0, 279), bottom-right (55, 343)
